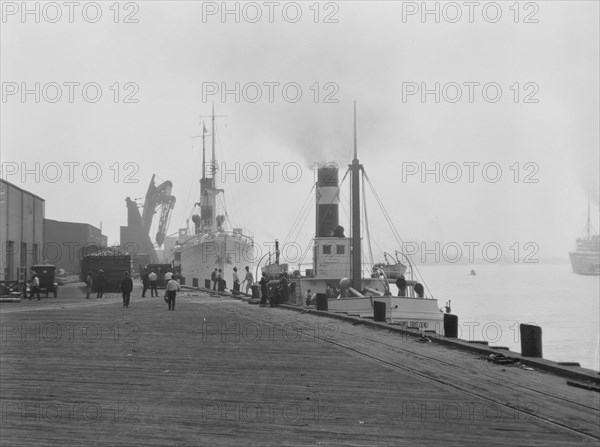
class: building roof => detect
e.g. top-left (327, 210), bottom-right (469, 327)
top-left (44, 218), bottom-right (103, 233)
top-left (0, 178), bottom-right (46, 202)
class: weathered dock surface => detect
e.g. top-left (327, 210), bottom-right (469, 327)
top-left (1, 284), bottom-right (599, 446)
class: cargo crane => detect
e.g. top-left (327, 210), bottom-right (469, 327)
top-left (140, 175), bottom-right (176, 247)
top-left (120, 175), bottom-right (176, 269)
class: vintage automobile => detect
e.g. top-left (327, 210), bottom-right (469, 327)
top-left (30, 265), bottom-right (58, 298)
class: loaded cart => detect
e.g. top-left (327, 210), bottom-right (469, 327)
top-left (80, 252), bottom-right (132, 292)
top-left (30, 265), bottom-right (58, 297)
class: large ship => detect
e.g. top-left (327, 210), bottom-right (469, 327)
top-left (262, 104), bottom-right (453, 334)
top-left (176, 107), bottom-right (254, 289)
top-left (569, 202), bottom-right (600, 276)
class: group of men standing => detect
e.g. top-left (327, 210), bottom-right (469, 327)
top-left (140, 268), bottom-right (180, 310)
top-left (213, 266), bottom-right (253, 294)
top-left (85, 270), bottom-right (105, 299)
top-left (209, 266), bottom-right (293, 308)
top-left (141, 269), bottom-right (161, 298)
top-left (258, 271), bottom-right (290, 307)
top-left (82, 267), bottom-right (181, 311)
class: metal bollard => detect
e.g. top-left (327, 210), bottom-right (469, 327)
top-left (520, 324), bottom-right (543, 357)
top-left (373, 301), bottom-right (386, 322)
top-left (316, 293), bottom-right (328, 311)
top-left (443, 314), bottom-right (458, 338)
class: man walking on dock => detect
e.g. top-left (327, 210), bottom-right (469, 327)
top-left (259, 272), bottom-right (268, 307)
top-left (85, 272), bottom-right (93, 299)
top-left (232, 267), bottom-right (240, 294)
top-left (149, 270), bottom-right (158, 297)
top-left (211, 268), bottom-right (218, 290)
top-left (216, 268), bottom-right (223, 291)
top-left (165, 277), bottom-right (181, 311)
top-left (96, 269), bottom-right (105, 298)
top-left (141, 268), bottom-right (149, 297)
top-left (30, 273), bottom-right (40, 300)
top-left (120, 271), bottom-right (133, 308)
top-left (242, 266), bottom-right (253, 295)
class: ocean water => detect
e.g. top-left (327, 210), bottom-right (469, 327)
top-left (415, 263), bottom-right (600, 371)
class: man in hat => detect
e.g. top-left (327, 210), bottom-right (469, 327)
top-left (85, 272), bottom-right (93, 299)
top-left (165, 276), bottom-right (181, 311)
top-left (305, 289), bottom-right (312, 307)
top-left (148, 270), bottom-right (158, 297)
top-left (96, 269), bottom-right (105, 299)
top-left (141, 267), bottom-right (149, 297)
top-left (216, 268), bottom-right (223, 291)
top-left (232, 267), bottom-right (240, 294)
top-left (242, 266), bottom-right (253, 295)
top-left (30, 273), bottom-right (40, 300)
top-left (211, 268), bottom-right (218, 290)
top-left (120, 271), bottom-right (134, 308)
top-left (259, 272), bottom-right (268, 307)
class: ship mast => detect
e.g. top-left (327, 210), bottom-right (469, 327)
top-left (587, 198), bottom-right (591, 239)
top-left (201, 121), bottom-right (206, 180)
top-left (211, 102), bottom-right (216, 183)
top-left (194, 104), bottom-right (225, 234)
top-left (350, 102), bottom-right (363, 290)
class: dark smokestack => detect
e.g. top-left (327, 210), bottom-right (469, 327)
top-left (316, 164), bottom-right (340, 237)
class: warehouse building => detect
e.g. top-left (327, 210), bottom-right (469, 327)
top-left (44, 219), bottom-right (107, 274)
top-left (0, 179), bottom-right (45, 281)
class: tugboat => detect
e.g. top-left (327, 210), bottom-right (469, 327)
top-left (263, 104), bottom-right (453, 334)
top-left (177, 106), bottom-right (254, 289)
top-left (569, 201), bottom-right (600, 276)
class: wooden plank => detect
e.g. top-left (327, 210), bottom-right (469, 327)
top-left (1, 283), bottom-right (598, 446)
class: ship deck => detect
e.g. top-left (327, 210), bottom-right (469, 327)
top-left (1, 283), bottom-right (599, 446)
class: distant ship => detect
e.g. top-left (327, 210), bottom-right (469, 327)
top-left (569, 202), bottom-right (600, 276)
top-left (175, 106), bottom-right (254, 289)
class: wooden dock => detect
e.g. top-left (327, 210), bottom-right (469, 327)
top-left (1, 283), bottom-right (599, 446)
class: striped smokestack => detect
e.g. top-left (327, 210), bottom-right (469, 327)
top-left (316, 164), bottom-right (340, 237)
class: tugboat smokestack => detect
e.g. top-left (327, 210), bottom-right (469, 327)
top-left (316, 164), bottom-right (340, 237)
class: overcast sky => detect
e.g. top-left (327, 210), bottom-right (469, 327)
top-left (1, 1), bottom-right (598, 264)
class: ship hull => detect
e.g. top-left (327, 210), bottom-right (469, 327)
top-left (328, 295), bottom-right (445, 333)
top-left (569, 251), bottom-right (600, 276)
top-left (181, 233), bottom-right (254, 289)
top-left (298, 276), bottom-right (445, 334)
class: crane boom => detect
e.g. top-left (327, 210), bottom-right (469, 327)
top-left (156, 195), bottom-right (176, 246)
top-left (140, 175), bottom-right (176, 246)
